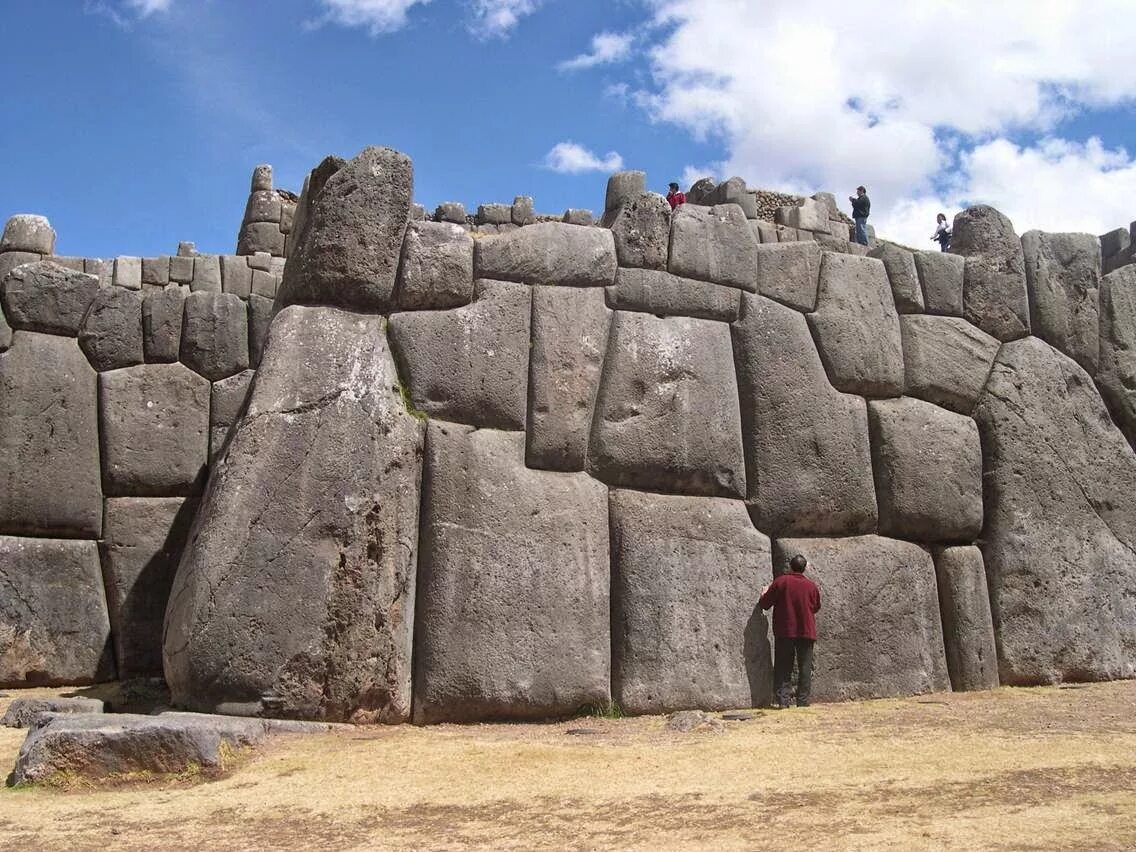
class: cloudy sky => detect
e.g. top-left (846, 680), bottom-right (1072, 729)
top-left (3, 0), bottom-right (1135, 255)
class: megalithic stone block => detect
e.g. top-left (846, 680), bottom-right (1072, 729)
top-left (1021, 230), bottom-right (1101, 374)
top-left (78, 287), bottom-right (145, 371)
top-left (951, 205), bottom-right (1030, 341)
top-left (933, 546), bottom-right (999, 692)
top-left (1, 214), bottom-right (55, 254)
top-left (899, 314), bottom-right (1000, 415)
top-left (2, 261), bottom-right (100, 335)
top-left (474, 221), bottom-right (617, 287)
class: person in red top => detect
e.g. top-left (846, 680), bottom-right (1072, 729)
top-left (758, 554), bottom-right (821, 708)
top-left (666, 182), bottom-right (686, 210)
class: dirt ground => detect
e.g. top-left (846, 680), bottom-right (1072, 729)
top-left (1, 681), bottom-right (1134, 851)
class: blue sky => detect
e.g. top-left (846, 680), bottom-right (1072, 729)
top-left (3, 0), bottom-right (1136, 256)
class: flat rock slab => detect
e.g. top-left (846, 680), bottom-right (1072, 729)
top-left (588, 311), bottom-right (746, 498)
top-left (606, 267), bottom-right (741, 322)
top-left (900, 315), bottom-right (1000, 415)
top-left (0, 332), bottom-right (103, 537)
top-left (753, 241), bottom-right (822, 311)
top-left (474, 221), bottom-right (617, 287)
top-left (668, 204), bottom-right (758, 291)
top-left (951, 205), bottom-right (1030, 341)
top-left (0, 536), bottom-right (115, 687)
top-left (388, 279), bottom-right (530, 430)
top-left (2, 261), bottom-right (99, 335)
top-left (414, 424), bottom-right (610, 724)
top-left (933, 546), bottom-right (999, 692)
top-left (1, 697), bottom-right (104, 728)
top-left (610, 489), bottom-right (772, 715)
top-left (772, 535), bottom-right (950, 701)
top-left (396, 220), bottom-right (474, 310)
top-left (1022, 230), bottom-right (1100, 373)
top-left (914, 250), bottom-right (964, 316)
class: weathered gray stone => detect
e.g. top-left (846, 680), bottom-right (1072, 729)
top-left (777, 226), bottom-right (801, 242)
top-left (0, 305), bottom-right (10, 352)
top-left (278, 147), bottom-right (411, 311)
top-left (395, 220), bottom-right (474, 310)
top-left (113, 256), bottom-right (142, 291)
top-left (474, 221), bottom-right (617, 287)
top-left (1022, 230), bottom-right (1101, 373)
top-left (511, 195), bottom-right (535, 226)
top-left (168, 255), bottom-right (194, 285)
top-left (2, 697), bottom-right (104, 728)
top-left (238, 222), bottom-right (285, 256)
top-left (933, 546), bottom-right (999, 692)
top-left (668, 204), bottom-right (759, 291)
top-left (588, 311), bottom-right (745, 498)
top-left (603, 170), bottom-right (647, 223)
top-left (772, 535), bottom-right (949, 701)
top-left (251, 269), bottom-right (277, 299)
top-left (190, 254), bottom-right (222, 293)
top-left (78, 287), bottom-right (144, 371)
top-left (176, 241), bottom-right (197, 258)
top-left (280, 201), bottom-right (296, 232)
top-left (221, 255), bottom-right (251, 298)
top-left (775, 198), bottom-right (828, 233)
top-left (900, 314), bottom-right (1000, 415)
top-left (527, 286), bottom-right (610, 471)
top-left (752, 220), bottom-right (779, 245)
top-left (209, 369), bottom-right (255, 463)
top-left (84, 257), bottom-right (113, 288)
top-left (49, 257), bottom-right (86, 272)
top-left (164, 306), bottom-right (425, 722)
top-left (610, 192), bottom-right (670, 270)
top-left (244, 189), bottom-right (282, 224)
top-left (976, 337), bottom-right (1136, 684)
top-left (413, 424), bottom-right (609, 723)
top-left (914, 250), bottom-right (964, 316)
top-left (434, 201), bottom-right (466, 224)
top-left (389, 279), bottom-right (529, 429)
top-left (1, 215), bottom-right (55, 254)
top-left (732, 294), bottom-right (877, 536)
top-left (0, 251), bottom-right (41, 281)
top-left (753, 241), bottom-right (822, 311)
top-left (246, 294), bottom-right (273, 369)
top-left (1100, 227), bottom-right (1130, 260)
top-left (709, 177), bottom-right (758, 219)
top-left (563, 208), bottom-right (593, 226)
top-left (807, 252), bottom-right (904, 397)
top-left (812, 192), bottom-right (839, 218)
top-left (2, 261), bottom-right (99, 335)
top-left (0, 536), bottom-right (114, 687)
top-left (610, 489), bottom-right (772, 714)
top-left (141, 286), bottom-right (186, 364)
top-left (1099, 265), bottom-right (1136, 446)
top-left (685, 177), bottom-right (716, 205)
top-left (950, 205), bottom-right (1030, 341)
top-left (99, 363), bottom-right (210, 496)
top-left (606, 267), bottom-right (740, 322)
top-left (179, 291), bottom-right (250, 381)
top-left (100, 498), bottom-right (196, 677)
top-left (475, 203), bottom-right (511, 225)
top-left (251, 163), bottom-right (273, 191)
top-left (869, 242), bottom-right (925, 313)
top-left (868, 398), bottom-right (983, 542)
top-left (0, 332), bottom-right (102, 537)
top-left (141, 256), bottom-right (170, 287)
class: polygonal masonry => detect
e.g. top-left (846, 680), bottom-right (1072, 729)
top-left (668, 203), bottom-right (758, 291)
top-left (605, 267), bottom-right (740, 322)
top-left (1021, 230), bottom-right (1101, 374)
top-left (933, 546), bottom-right (999, 692)
top-left (952, 205), bottom-right (1030, 342)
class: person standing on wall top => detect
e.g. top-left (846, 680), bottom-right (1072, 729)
top-left (849, 185), bottom-right (870, 245)
top-left (759, 554), bottom-right (822, 709)
top-left (931, 212), bottom-right (951, 251)
top-left (667, 182), bottom-right (686, 210)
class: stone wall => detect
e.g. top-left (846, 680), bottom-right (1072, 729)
top-left (2, 148), bottom-right (1134, 722)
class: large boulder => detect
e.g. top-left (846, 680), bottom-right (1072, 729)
top-left (933, 546), bottom-right (999, 691)
top-left (753, 241), bottom-right (822, 312)
top-left (164, 306), bottom-right (425, 722)
top-left (474, 222), bottom-right (617, 287)
top-left (388, 279), bottom-right (530, 430)
top-left (914, 250), bottom-right (964, 316)
top-left (0, 332), bottom-right (102, 537)
top-left (141, 287), bottom-right (187, 363)
top-left (900, 315), bottom-right (1000, 415)
top-left (610, 489), bottom-right (772, 714)
top-left (771, 535), bottom-right (950, 701)
top-left (732, 294), bottom-right (877, 536)
top-left (277, 147), bottom-right (411, 311)
top-left (602, 170), bottom-right (647, 225)
top-left (1, 696), bottom-right (104, 729)
top-left (1099, 265), bottom-right (1136, 446)
top-left (807, 252), bottom-right (905, 398)
top-left (609, 192), bottom-right (670, 270)
top-left (413, 424), bottom-right (610, 723)
top-left (1, 214), bottom-right (55, 254)
top-left (526, 286), bottom-right (610, 471)
top-left (78, 287), bottom-right (144, 371)
top-left (1, 261), bottom-right (99, 335)
top-left (868, 243), bottom-right (924, 313)
top-left (950, 205), bottom-right (1030, 341)
top-left (0, 536), bottom-right (115, 686)
top-left (588, 311), bottom-right (746, 498)
top-left (668, 204), bottom-right (758, 290)
top-left (395, 220), bottom-right (474, 311)
top-left (1021, 230), bottom-right (1100, 373)
top-left (975, 336), bottom-right (1136, 684)
top-left (605, 267), bottom-right (740, 322)
top-left (179, 291), bottom-right (250, 382)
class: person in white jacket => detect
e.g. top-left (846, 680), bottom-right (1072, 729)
top-left (931, 213), bottom-right (951, 251)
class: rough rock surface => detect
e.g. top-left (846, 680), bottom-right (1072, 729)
top-left (1, 215), bottom-right (55, 254)
top-left (914, 250), bottom-right (965, 316)
top-left (100, 498), bottom-right (196, 677)
top-left (933, 546), bottom-right (999, 691)
top-left (277, 147), bottom-right (411, 311)
top-left (0, 251), bottom-right (40, 283)
top-left (753, 241), bottom-right (822, 311)
top-left (900, 315), bottom-right (1000, 415)
top-left (1021, 230), bottom-right (1101, 373)
top-left (209, 369), bottom-right (255, 463)
top-left (975, 336), bottom-right (1136, 684)
top-left (951, 205), bottom-right (1030, 341)
top-left (1, 697), bottom-right (104, 728)
top-left (732, 294), bottom-right (876, 536)
top-left (0, 305), bottom-right (11, 352)
top-left (1, 261), bottom-right (99, 335)
top-left (772, 536), bottom-right (949, 701)
top-left (247, 294), bottom-right (272, 368)
top-left (474, 222), bottom-right (617, 287)
top-left (0, 536), bottom-right (114, 687)
top-left (668, 204), bottom-right (758, 291)
top-left (606, 267), bottom-right (740, 322)
top-left (388, 280), bottom-right (530, 430)
top-left (603, 171), bottom-right (647, 224)
top-left (396, 220), bottom-right (474, 310)
top-left (1098, 265), bottom-right (1136, 446)
top-left (164, 306), bottom-right (425, 722)
top-left (610, 192), bottom-right (670, 270)
top-left (588, 311), bottom-right (746, 498)
top-left (179, 291), bottom-right (250, 381)
top-left (413, 424), bottom-right (609, 724)
top-left (868, 398), bottom-right (983, 542)
top-left (868, 243), bottom-right (925, 313)
top-left (807, 253), bottom-right (904, 398)
top-left (0, 332), bottom-right (102, 537)
top-left (141, 286), bottom-right (186, 363)
top-left (78, 287), bottom-right (144, 371)
top-left (610, 489), bottom-right (772, 714)
top-left (527, 286), bottom-right (610, 471)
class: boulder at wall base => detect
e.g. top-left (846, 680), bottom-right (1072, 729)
top-left (1021, 230), bottom-right (1101, 374)
top-left (933, 546), bottom-right (999, 692)
top-left (950, 205), bottom-right (1030, 342)
top-left (975, 336), bottom-right (1136, 684)
top-left (610, 489), bottom-right (773, 715)
top-left (0, 536), bottom-right (115, 687)
top-left (772, 536), bottom-right (950, 702)
top-left (163, 306), bottom-right (425, 723)
top-left (413, 423), bottom-right (610, 724)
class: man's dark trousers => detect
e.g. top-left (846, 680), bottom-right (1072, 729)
top-left (774, 637), bottom-right (815, 707)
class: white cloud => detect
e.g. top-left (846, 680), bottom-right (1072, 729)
top-left (558, 32), bottom-right (633, 72)
top-left (125, 0), bottom-right (171, 15)
top-left (468, 0), bottom-right (542, 39)
top-left (313, 0), bottom-right (432, 35)
top-left (544, 142), bottom-right (624, 174)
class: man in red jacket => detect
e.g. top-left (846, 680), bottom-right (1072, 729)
top-left (666, 182), bottom-right (686, 210)
top-left (758, 554), bottom-right (821, 708)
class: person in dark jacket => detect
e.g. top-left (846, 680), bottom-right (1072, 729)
top-left (849, 185), bottom-right (870, 245)
top-left (666, 182), bottom-right (686, 210)
top-left (931, 212), bottom-right (951, 251)
top-left (758, 554), bottom-right (822, 708)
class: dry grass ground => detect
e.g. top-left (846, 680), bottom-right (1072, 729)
top-left (1, 681), bottom-right (1134, 851)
